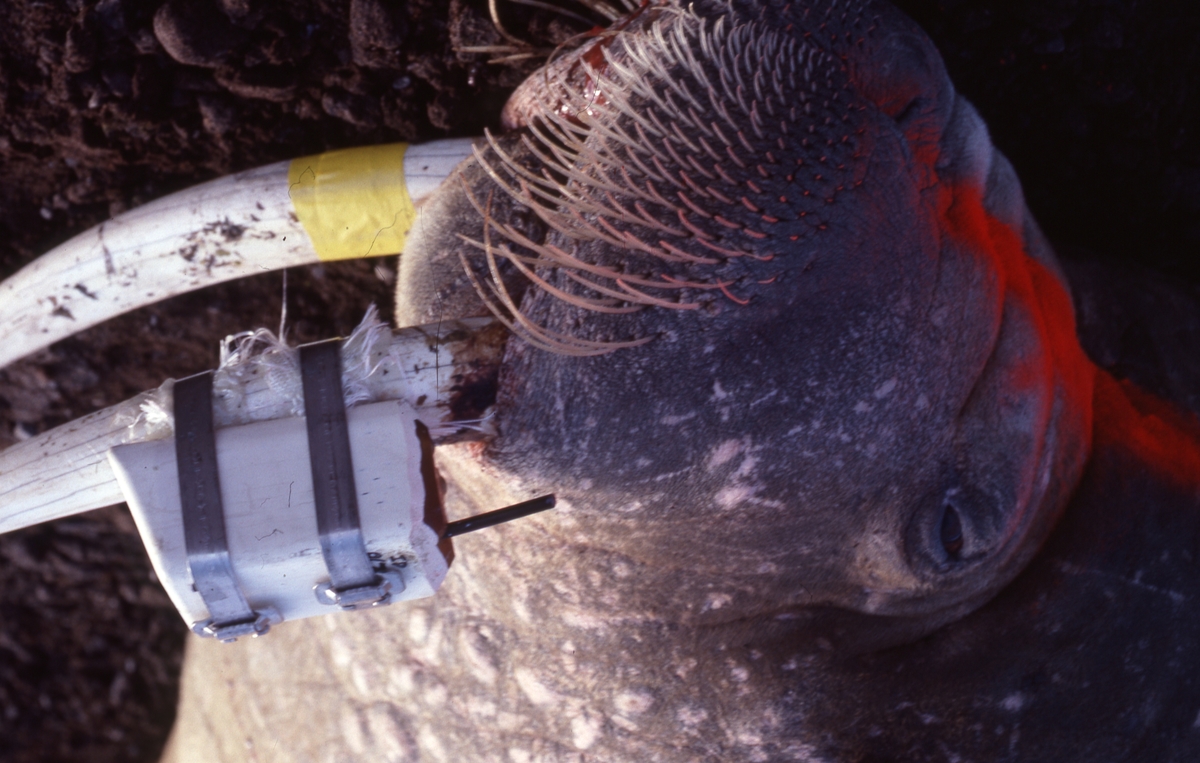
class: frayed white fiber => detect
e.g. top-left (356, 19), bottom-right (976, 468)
top-left (133, 305), bottom-right (398, 437)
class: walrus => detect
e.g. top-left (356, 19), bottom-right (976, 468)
top-left (161, 1), bottom-right (1200, 761)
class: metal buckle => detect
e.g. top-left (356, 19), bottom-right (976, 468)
top-left (191, 608), bottom-right (280, 642)
top-left (313, 568), bottom-right (406, 610)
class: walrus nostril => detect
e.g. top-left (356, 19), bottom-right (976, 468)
top-left (890, 95), bottom-right (929, 129)
top-left (940, 503), bottom-right (964, 560)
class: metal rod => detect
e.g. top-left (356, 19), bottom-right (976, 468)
top-left (442, 494), bottom-right (557, 539)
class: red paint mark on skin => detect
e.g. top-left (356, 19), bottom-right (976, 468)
top-left (1093, 372), bottom-right (1200, 490)
top-left (941, 183), bottom-right (1091, 400)
top-left (941, 182), bottom-right (1200, 490)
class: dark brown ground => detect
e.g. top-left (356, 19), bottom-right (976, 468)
top-left (0, 1), bottom-right (1196, 761)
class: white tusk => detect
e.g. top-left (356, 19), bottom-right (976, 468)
top-left (0, 313), bottom-right (504, 535)
top-left (0, 138), bottom-right (478, 371)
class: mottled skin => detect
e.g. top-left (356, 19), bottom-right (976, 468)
top-left (161, 1), bottom-right (1200, 761)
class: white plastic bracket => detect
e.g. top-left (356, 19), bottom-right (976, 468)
top-left (108, 398), bottom-right (448, 637)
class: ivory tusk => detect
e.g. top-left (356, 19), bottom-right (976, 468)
top-left (0, 314), bottom-right (505, 535)
top-left (0, 138), bottom-right (478, 371)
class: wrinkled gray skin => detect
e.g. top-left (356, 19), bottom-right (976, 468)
top-left (160, 1), bottom-right (1118, 761)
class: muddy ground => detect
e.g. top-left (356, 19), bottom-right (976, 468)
top-left (0, 0), bottom-right (1196, 760)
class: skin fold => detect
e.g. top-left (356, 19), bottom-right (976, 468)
top-left (161, 2), bottom-right (1200, 761)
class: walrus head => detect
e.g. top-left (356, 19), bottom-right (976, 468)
top-left (397, 0), bottom-right (1096, 647)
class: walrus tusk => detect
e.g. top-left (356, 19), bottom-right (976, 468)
top-left (0, 138), bottom-right (478, 371)
top-left (0, 312), bottom-right (504, 536)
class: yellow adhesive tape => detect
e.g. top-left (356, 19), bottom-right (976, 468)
top-left (287, 143), bottom-right (415, 261)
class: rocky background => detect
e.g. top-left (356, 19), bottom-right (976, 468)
top-left (0, 0), bottom-right (1196, 760)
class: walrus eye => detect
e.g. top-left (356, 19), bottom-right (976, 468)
top-left (939, 503), bottom-right (965, 560)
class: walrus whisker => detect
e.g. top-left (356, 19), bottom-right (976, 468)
top-left (648, 152), bottom-right (687, 189)
top-left (675, 186), bottom-right (712, 216)
top-left (459, 227), bottom-right (603, 286)
top-left (752, 65), bottom-right (768, 108)
top-left (666, 88), bottom-right (715, 143)
top-left (712, 96), bottom-right (744, 142)
top-left (460, 189), bottom-right (667, 346)
top-left (642, 177), bottom-right (682, 211)
top-left (520, 134), bottom-right (655, 213)
top-left (694, 132), bottom-right (724, 164)
top-left (476, 133), bottom-right (562, 200)
top-left (487, 0), bottom-right (533, 48)
top-left (465, 7), bottom-right (849, 351)
top-left (732, 74), bottom-right (753, 120)
top-left (615, 161), bottom-right (659, 204)
top-left (518, 133), bottom-right (585, 182)
top-left (577, 101), bottom-right (669, 165)
top-left (613, 279), bottom-right (700, 310)
top-left (717, 280), bottom-right (752, 305)
top-left (501, 250), bottom-right (644, 315)
top-left (461, 226), bottom-right (709, 300)
top-left (597, 52), bottom-right (684, 125)
top-left (673, 209), bottom-right (715, 240)
top-left (657, 239), bottom-right (722, 264)
top-left (661, 139), bottom-right (701, 190)
top-left (464, 225), bottom-right (642, 356)
top-left (722, 141), bottom-right (749, 169)
top-left (658, 273), bottom-right (722, 290)
top-left (517, 197), bottom-right (604, 246)
top-left (707, 114), bottom-right (734, 148)
top-left (590, 192), bottom-right (664, 236)
top-left (560, 269), bottom-right (665, 305)
top-left (663, 28), bottom-right (708, 105)
top-left (681, 146), bottom-right (717, 180)
top-left (565, 204), bottom-right (658, 251)
top-left (634, 201), bottom-right (690, 238)
top-left (590, 216), bottom-right (666, 257)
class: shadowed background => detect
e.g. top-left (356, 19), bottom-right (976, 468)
top-left (0, 0), bottom-right (1196, 760)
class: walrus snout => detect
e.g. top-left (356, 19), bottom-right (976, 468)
top-left (396, 0), bottom-right (1095, 644)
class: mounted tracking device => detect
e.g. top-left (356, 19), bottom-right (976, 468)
top-left (0, 315), bottom-right (553, 642)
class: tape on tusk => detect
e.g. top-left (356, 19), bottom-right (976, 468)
top-left (285, 139), bottom-right (479, 260)
top-left (288, 143), bottom-right (416, 261)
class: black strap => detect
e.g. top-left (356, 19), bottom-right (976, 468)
top-left (300, 340), bottom-right (395, 609)
top-left (174, 372), bottom-right (270, 641)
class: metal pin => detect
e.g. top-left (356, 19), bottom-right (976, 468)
top-left (442, 495), bottom-right (557, 539)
